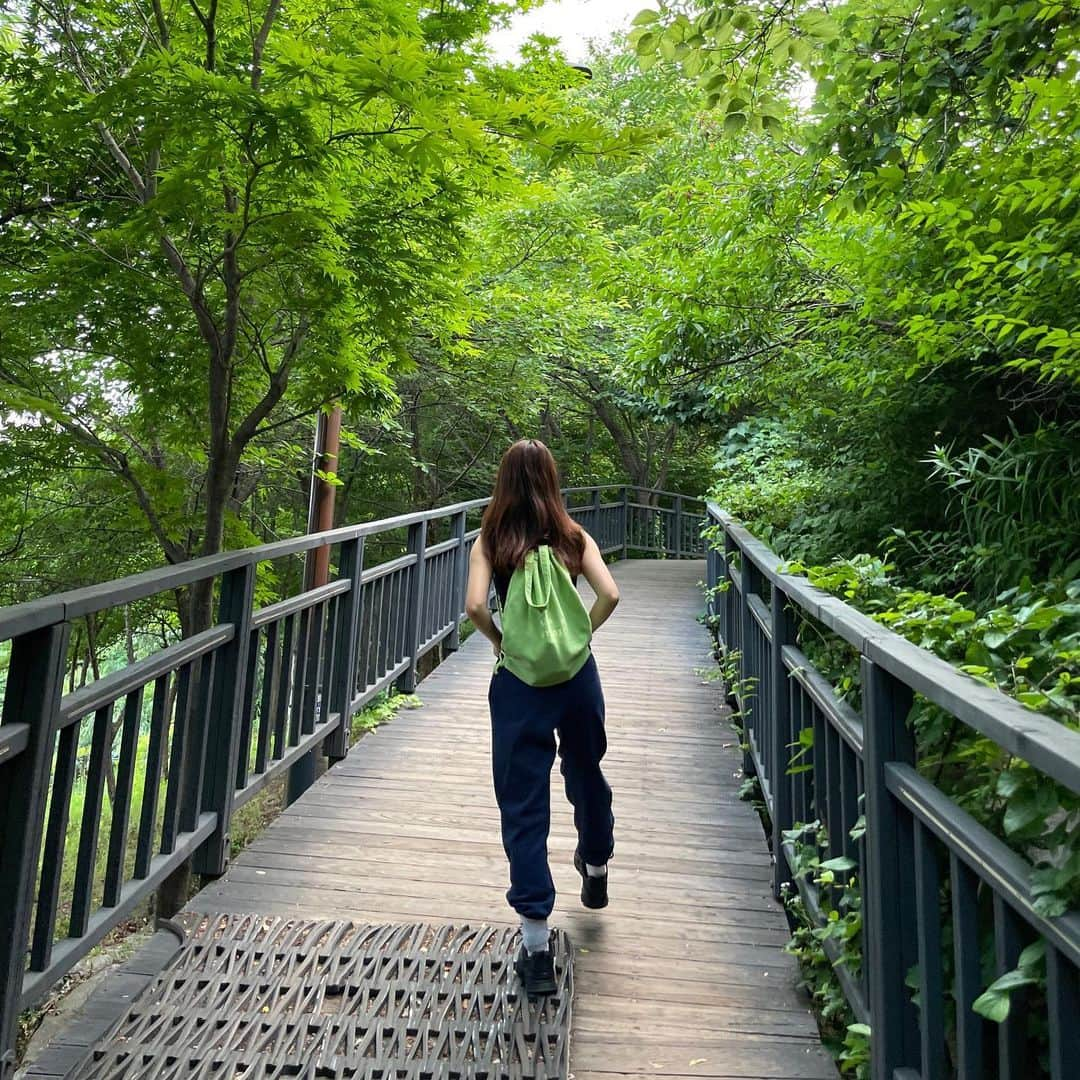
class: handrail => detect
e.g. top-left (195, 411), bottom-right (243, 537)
top-left (705, 503), bottom-right (1080, 1079)
top-left (0, 483), bottom-right (707, 1073)
top-left (0, 490), bottom-right (710, 638)
top-left (563, 484), bottom-right (708, 503)
top-left (0, 498), bottom-right (491, 639)
top-left (708, 504), bottom-right (1080, 790)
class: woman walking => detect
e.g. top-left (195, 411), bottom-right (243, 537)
top-left (465, 440), bottom-right (620, 999)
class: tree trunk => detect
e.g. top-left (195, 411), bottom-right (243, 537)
top-left (186, 444), bottom-right (239, 634)
top-left (68, 626), bottom-right (82, 693)
top-left (157, 445), bottom-right (235, 917)
top-left (409, 391), bottom-right (426, 507)
top-left (124, 605), bottom-right (136, 663)
top-left (653, 423), bottom-right (679, 493)
top-left (86, 614), bottom-right (101, 681)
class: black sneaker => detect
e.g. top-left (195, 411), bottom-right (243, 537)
top-left (574, 851), bottom-right (609, 909)
top-left (514, 944), bottom-right (557, 1000)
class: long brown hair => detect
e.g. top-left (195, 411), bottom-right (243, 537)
top-left (481, 440), bottom-right (585, 579)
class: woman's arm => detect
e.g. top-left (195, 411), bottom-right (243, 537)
top-left (579, 531), bottom-right (620, 631)
top-left (465, 538), bottom-right (502, 655)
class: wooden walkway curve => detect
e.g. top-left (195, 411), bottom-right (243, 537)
top-left (182, 559), bottom-right (833, 1079)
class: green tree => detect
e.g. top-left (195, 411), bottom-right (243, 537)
top-left (0, 0), bottom-right (614, 629)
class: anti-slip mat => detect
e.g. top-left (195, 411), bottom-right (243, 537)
top-left (68, 915), bottom-right (573, 1080)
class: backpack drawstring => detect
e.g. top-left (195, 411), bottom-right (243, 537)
top-left (523, 546), bottom-right (554, 608)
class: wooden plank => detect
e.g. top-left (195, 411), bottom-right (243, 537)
top-left (228, 817), bottom-right (776, 870)
top-left (280, 772), bottom-right (754, 812)
top-left (238, 826), bottom-right (773, 872)
top-left (572, 970), bottom-right (810, 1010)
top-left (266, 800), bottom-right (770, 843)
top-left (571, 1036), bottom-right (835, 1078)
top-left (571, 995), bottom-right (817, 1038)
top-left (223, 850), bottom-right (781, 915)
top-left (189, 879), bottom-right (792, 949)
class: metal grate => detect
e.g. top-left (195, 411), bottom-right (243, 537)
top-left (70, 916), bottom-right (573, 1080)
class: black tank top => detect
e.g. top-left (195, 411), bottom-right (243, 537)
top-left (493, 568), bottom-right (513, 608)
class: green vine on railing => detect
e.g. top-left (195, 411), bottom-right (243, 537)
top-left (783, 818), bottom-right (868, 1077)
top-left (775, 569), bottom-right (1072, 1071)
top-left (787, 555), bottom-right (1080, 918)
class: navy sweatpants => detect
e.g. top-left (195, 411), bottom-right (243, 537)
top-left (488, 653), bottom-right (615, 920)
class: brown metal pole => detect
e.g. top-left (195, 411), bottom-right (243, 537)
top-left (305, 407), bottom-right (342, 590)
top-left (287, 406), bottom-right (343, 805)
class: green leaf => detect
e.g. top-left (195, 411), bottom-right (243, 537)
top-left (798, 10), bottom-right (841, 43)
top-left (1017, 940), bottom-right (1046, 969)
top-left (987, 969), bottom-right (1040, 993)
top-left (634, 31), bottom-right (658, 55)
top-left (723, 112), bottom-right (746, 136)
top-left (995, 769), bottom-right (1026, 798)
top-left (972, 989), bottom-right (1012, 1023)
top-left (819, 856), bottom-right (856, 873)
top-left (1003, 786), bottom-right (1058, 835)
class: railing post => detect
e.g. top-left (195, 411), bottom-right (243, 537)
top-left (397, 518), bottom-right (428, 692)
top-left (713, 542), bottom-right (723, 639)
top-left (705, 538), bottom-right (717, 622)
top-left (620, 486), bottom-right (629, 559)
top-left (447, 511), bottom-right (468, 652)
top-left (709, 523), bottom-right (724, 643)
top-left (739, 550), bottom-right (761, 779)
top-left (326, 537), bottom-right (365, 762)
top-left (861, 656), bottom-right (919, 1077)
top-left (769, 585), bottom-right (796, 898)
top-left (722, 531), bottom-right (738, 676)
top-left (674, 495), bottom-right (684, 558)
top-left (591, 488), bottom-right (601, 545)
top-left (194, 563), bottom-right (255, 877)
top-left (284, 604), bottom-right (319, 807)
top-left (0, 621), bottom-right (70, 1079)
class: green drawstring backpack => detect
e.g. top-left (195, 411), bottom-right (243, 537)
top-left (496, 545), bottom-right (592, 686)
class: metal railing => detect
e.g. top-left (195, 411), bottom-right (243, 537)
top-left (0, 484), bottom-right (706, 1076)
top-left (705, 504), bottom-right (1080, 1080)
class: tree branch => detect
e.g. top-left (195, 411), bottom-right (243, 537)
top-left (157, 240), bottom-right (221, 357)
top-left (229, 316), bottom-right (309, 454)
top-left (0, 192), bottom-right (87, 225)
top-left (45, 409), bottom-right (188, 564)
top-left (252, 400), bottom-right (337, 439)
top-left (0, 484), bottom-right (31, 562)
top-left (188, 0), bottom-right (218, 70)
top-left (151, 0), bottom-right (171, 47)
top-left (251, 0), bottom-right (283, 89)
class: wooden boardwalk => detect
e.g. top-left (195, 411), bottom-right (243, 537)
top-left (185, 559), bottom-right (832, 1079)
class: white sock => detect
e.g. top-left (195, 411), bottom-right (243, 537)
top-left (521, 916), bottom-right (549, 954)
top-left (586, 863), bottom-right (608, 878)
